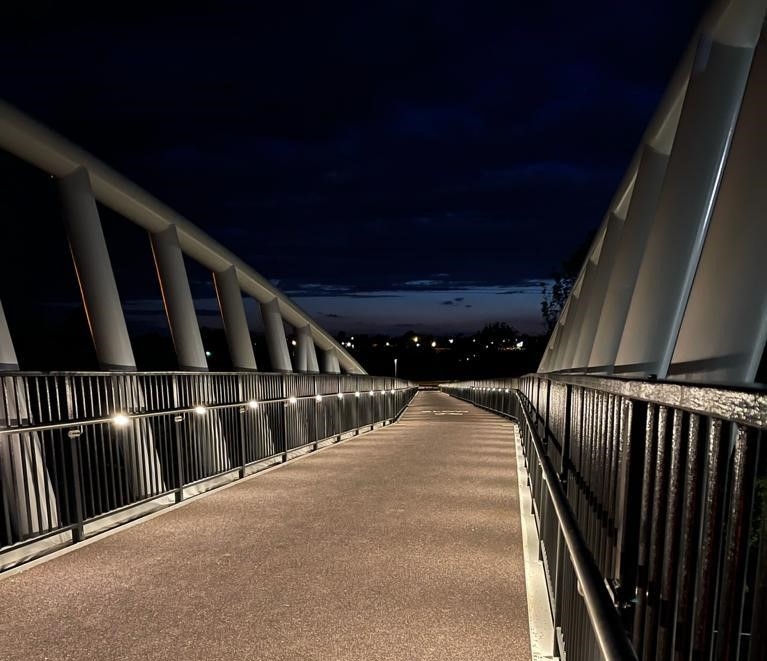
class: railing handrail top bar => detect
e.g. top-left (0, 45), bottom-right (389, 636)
top-left (0, 386), bottom-right (416, 436)
top-left (525, 372), bottom-right (767, 429)
top-left (0, 99), bottom-right (365, 375)
top-left (513, 392), bottom-right (639, 660)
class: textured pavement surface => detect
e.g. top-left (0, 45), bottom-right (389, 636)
top-left (0, 391), bottom-right (530, 661)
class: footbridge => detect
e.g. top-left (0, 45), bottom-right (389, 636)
top-left (2, 1), bottom-right (767, 660)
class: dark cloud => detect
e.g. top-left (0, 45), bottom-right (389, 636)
top-left (0, 0), bottom-right (708, 332)
top-left (441, 300), bottom-right (454, 306)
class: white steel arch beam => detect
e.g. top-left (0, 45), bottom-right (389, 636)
top-left (538, 0), bottom-right (767, 377)
top-left (0, 102), bottom-right (366, 375)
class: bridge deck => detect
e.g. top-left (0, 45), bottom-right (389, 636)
top-left (0, 391), bottom-right (530, 661)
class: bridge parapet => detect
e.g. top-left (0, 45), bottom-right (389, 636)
top-left (443, 373), bottom-right (767, 661)
top-left (0, 371), bottom-right (416, 571)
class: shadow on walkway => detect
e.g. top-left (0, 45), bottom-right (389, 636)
top-left (0, 391), bottom-right (530, 661)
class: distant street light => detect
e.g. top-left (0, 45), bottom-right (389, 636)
top-left (394, 357), bottom-right (398, 378)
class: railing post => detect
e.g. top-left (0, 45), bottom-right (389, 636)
top-left (336, 375), bottom-right (342, 441)
top-left (67, 428), bottom-right (85, 544)
top-left (281, 375), bottom-right (288, 463)
top-left (313, 377), bottom-right (319, 452)
top-left (561, 384), bottom-right (572, 482)
top-left (238, 376), bottom-right (247, 479)
top-left (173, 411), bottom-right (185, 504)
top-left (355, 377), bottom-right (361, 435)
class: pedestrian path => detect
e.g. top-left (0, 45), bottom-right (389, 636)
top-left (0, 391), bottom-right (530, 661)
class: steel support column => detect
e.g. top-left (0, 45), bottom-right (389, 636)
top-left (322, 348), bottom-right (341, 375)
top-left (561, 264), bottom-right (596, 370)
top-left (306, 335), bottom-right (320, 374)
top-left (572, 213), bottom-right (624, 370)
top-left (59, 166), bottom-right (135, 370)
top-left (615, 38), bottom-right (756, 377)
top-left (213, 266), bottom-right (257, 371)
top-left (0, 301), bottom-right (16, 370)
top-left (294, 325), bottom-right (319, 374)
top-left (260, 298), bottom-right (292, 373)
top-left (551, 293), bottom-right (580, 372)
top-left (151, 225), bottom-right (207, 371)
top-left (670, 35), bottom-right (767, 383)
top-left (59, 172), bottom-right (164, 496)
top-left (0, 300), bottom-right (60, 539)
top-left (588, 145), bottom-right (669, 372)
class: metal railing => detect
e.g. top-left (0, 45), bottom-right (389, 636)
top-left (442, 374), bottom-right (767, 661)
top-left (0, 371), bottom-right (416, 569)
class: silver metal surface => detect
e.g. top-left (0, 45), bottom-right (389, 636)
top-left (213, 266), bottom-right (257, 371)
top-left (572, 213), bottom-right (623, 370)
top-left (150, 225), bottom-right (208, 371)
top-left (588, 145), bottom-right (669, 372)
top-left (615, 39), bottom-right (756, 377)
top-left (560, 264), bottom-right (595, 369)
top-left (295, 325), bottom-right (319, 374)
top-left (260, 298), bottom-right (293, 373)
top-left (669, 37), bottom-right (767, 383)
top-left (59, 167), bottom-right (136, 370)
top-left (322, 348), bottom-right (341, 375)
top-left (0, 102), bottom-right (364, 374)
top-left (0, 301), bottom-right (18, 370)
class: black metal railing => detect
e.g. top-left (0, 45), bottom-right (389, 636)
top-left (0, 371), bottom-right (416, 569)
top-left (442, 374), bottom-right (767, 661)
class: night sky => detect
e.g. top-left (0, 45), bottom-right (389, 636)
top-left (2, 0), bottom-right (708, 336)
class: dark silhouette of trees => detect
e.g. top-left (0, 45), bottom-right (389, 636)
top-left (541, 233), bottom-right (595, 334)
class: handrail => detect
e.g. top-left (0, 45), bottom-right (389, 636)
top-left (446, 372), bottom-right (767, 429)
top-left (528, 372), bottom-right (767, 429)
top-left (444, 373), bottom-right (767, 660)
top-left (0, 387), bottom-right (410, 436)
top-left (514, 390), bottom-right (639, 661)
top-left (1, 371), bottom-right (417, 570)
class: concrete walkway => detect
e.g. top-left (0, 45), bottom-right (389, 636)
top-left (0, 391), bottom-right (530, 661)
